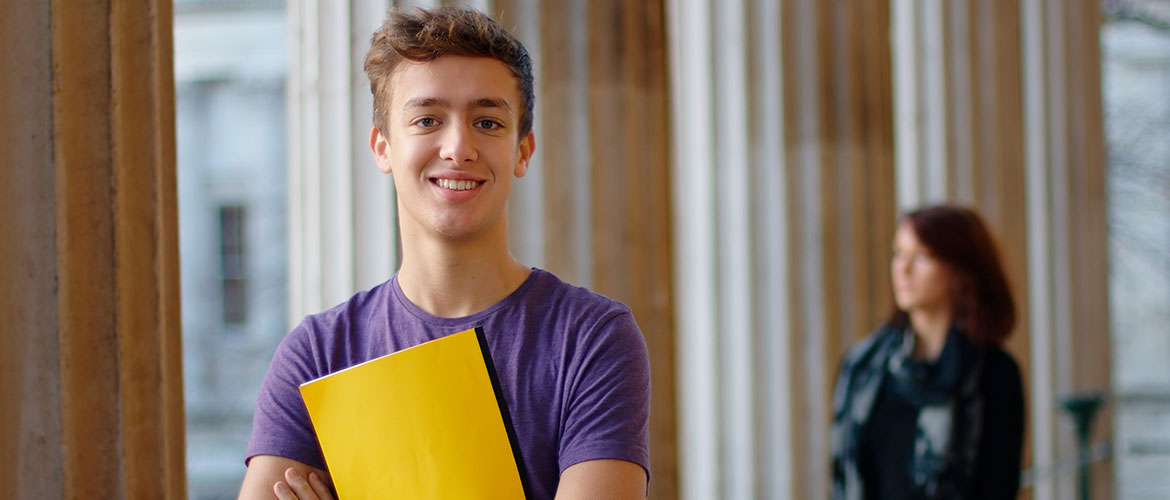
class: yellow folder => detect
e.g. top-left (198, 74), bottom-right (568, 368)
top-left (299, 327), bottom-right (528, 499)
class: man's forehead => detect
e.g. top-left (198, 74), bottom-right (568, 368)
top-left (389, 57), bottom-right (521, 110)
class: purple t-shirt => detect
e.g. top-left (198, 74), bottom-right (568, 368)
top-left (246, 269), bottom-right (650, 499)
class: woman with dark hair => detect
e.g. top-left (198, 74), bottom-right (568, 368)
top-left (831, 205), bottom-right (1025, 500)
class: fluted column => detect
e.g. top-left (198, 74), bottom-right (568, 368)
top-left (783, 1), bottom-right (898, 497)
top-left (670, 0), bottom-right (896, 497)
top-left (288, 0), bottom-right (398, 320)
top-left (1, 2), bottom-right (61, 497)
top-left (521, 1), bottom-right (678, 497)
top-left (0, 1), bottom-right (185, 498)
top-left (1023, 1), bottom-right (1113, 499)
top-left (894, 1), bottom-right (1113, 498)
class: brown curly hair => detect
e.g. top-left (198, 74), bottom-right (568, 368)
top-left (363, 6), bottom-right (534, 140)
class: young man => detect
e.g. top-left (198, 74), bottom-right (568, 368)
top-left (237, 6), bottom-right (650, 500)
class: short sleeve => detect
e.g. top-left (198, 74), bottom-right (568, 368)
top-left (557, 310), bottom-right (651, 479)
top-left (245, 322), bottom-right (328, 470)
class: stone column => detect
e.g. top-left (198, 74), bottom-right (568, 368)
top-left (519, 0), bottom-right (679, 497)
top-left (894, 0), bottom-right (1113, 498)
top-left (1022, 1), bottom-right (1113, 498)
top-left (0, 1), bottom-right (185, 498)
top-left (670, 0), bottom-right (897, 497)
top-left (287, 0), bottom-right (399, 320)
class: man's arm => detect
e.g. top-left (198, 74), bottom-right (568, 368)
top-left (238, 455), bottom-right (332, 500)
top-left (555, 459), bottom-right (647, 500)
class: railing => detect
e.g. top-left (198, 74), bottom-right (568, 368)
top-left (1020, 389), bottom-right (1170, 499)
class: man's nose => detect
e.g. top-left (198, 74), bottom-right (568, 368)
top-left (439, 124), bottom-right (478, 164)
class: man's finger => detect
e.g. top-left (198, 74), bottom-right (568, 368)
top-left (284, 468), bottom-right (319, 500)
top-left (273, 481), bottom-right (299, 500)
top-left (308, 471), bottom-right (335, 500)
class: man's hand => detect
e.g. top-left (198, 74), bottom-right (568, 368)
top-left (273, 467), bottom-right (334, 500)
top-left (237, 455), bottom-right (332, 500)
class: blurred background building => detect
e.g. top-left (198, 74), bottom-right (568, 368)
top-left (1102, 1), bottom-right (1170, 497)
top-left (174, 1), bottom-right (288, 498)
top-left (3, 0), bottom-right (1166, 499)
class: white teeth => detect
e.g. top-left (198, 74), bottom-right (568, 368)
top-left (437, 179), bottom-right (478, 191)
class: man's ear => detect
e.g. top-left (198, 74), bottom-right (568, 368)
top-left (370, 126), bottom-right (392, 174)
top-left (514, 131), bottom-right (536, 178)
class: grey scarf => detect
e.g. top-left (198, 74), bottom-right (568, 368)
top-left (831, 326), bottom-right (984, 500)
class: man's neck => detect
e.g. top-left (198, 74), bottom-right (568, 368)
top-left (396, 229), bottom-right (530, 318)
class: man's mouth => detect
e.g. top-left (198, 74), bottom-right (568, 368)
top-left (434, 178), bottom-right (482, 191)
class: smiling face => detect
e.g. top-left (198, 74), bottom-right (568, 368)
top-left (890, 222), bottom-right (954, 316)
top-left (370, 55), bottom-right (535, 243)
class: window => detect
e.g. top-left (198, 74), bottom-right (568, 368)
top-left (219, 204), bottom-right (247, 325)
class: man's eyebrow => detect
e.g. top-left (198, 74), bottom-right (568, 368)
top-left (402, 97), bottom-right (512, 113)
top-left (471, 98), bottom-right (512, 112)
top-left (402, 97), bottom-right (447, 109)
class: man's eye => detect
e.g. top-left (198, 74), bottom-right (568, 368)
top-left (415, 117), bottom-right (438, 127)
top-left (476, 119), bottom-right (502, 130)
